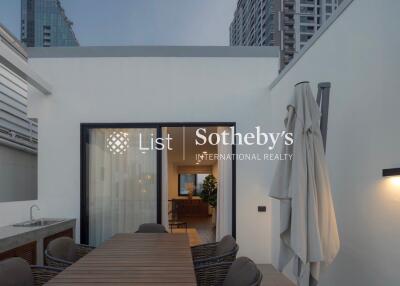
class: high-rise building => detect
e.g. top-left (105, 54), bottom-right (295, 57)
top-left (230, 0), bottom-right (341, 70)
top-left (230, 0), bottom-right (269, 46)
top-left (21, 0), bottom-right (79, 47)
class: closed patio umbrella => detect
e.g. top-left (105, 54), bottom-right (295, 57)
top-left (269, 82), bottom-right (340, 286)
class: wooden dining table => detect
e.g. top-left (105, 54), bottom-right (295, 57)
top-left (45, 233), bottom-right (197, 285)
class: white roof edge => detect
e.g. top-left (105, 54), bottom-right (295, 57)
top-left (269, 0), bottom-right (354, 90)
top-left (0, 22), bottom-right (28, 59)
top-left (0, 41), bottom-right (52, 95)
top-left (28, 46), bottom-right (279, 58)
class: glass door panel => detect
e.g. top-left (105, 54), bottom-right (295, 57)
top-left (86, 128), bottom-right (157, 246)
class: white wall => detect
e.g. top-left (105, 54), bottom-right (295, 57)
top-left (28, 55), bottom-right (278, 263)
top-left (268, 0), bottom-right (400, 284)
top-left (0, 145), bottom-right (37, 202)
top-left (0, 200), bottom-right (38, 227)
top-left (0, 139), bottom-right (37, 229)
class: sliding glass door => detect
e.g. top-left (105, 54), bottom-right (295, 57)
top-left (82, 127), bottom-right (159, 246)
top-left (81, 122), bottom-right (237, 245)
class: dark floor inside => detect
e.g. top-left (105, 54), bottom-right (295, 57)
top-left (180, 216), bottom-right (216, 244)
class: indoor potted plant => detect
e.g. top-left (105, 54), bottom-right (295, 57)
top-left (199, 174), bottom-right (217, 224)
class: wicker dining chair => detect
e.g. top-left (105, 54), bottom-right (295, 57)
top-left (194, 257), bottom-right (263, 286)
top-left (191, 235), bottom-right (239, 267)
top-left (45, 236), bottom-right (95, 269)
top-left (135, 223), bottom-right (168, 233)
top-left (0, 257), bottom-right (62, 286)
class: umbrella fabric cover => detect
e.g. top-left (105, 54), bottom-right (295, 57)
top-left (269, 82), bottom-right (340, 286)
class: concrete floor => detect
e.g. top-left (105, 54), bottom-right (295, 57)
top-left (258, 264), bottom-right (294, 286)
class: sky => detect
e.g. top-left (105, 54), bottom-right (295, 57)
top-left (0, 0), bottom-right (237, 46)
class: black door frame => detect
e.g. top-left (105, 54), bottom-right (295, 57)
top-left (80, 122), bottom-right (236, 244)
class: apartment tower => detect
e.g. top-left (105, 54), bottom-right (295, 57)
top-left (230, 0), bottom-right (270, 46)
top-left (230, 0), bottom-right (340, 69)
top-left (21, 0), bottom-right (79, 47)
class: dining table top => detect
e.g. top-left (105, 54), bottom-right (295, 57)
top-left (45, 233), bottom-right (197, 285)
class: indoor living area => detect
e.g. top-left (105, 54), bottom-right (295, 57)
top-left (166, 126), bottom-right (231, 246)
top-left (77, 124), bottom-right (234, 248)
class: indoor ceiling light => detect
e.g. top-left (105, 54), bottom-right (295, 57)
top-left (106, 131), bottom-right (130, 155)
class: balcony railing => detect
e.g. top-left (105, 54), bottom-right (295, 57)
top-left (284, 37), bottom-right (295, 44)
top-left (283, 55), bottom-right (293, 63)
top-left (283, 7), bottom-right (295, 14)
top-left (283, 26), bottom-right (295, 34)
top-left (300, 0), bottom-right (315, 4)
top-left (284, 17), bottom-right (295, 24)
top-left (300, 9), bottom-right (315, 15)
top-left (284, 47), bottom-right (295, 53)
top-left (283, 0), bottom-right (295, 6)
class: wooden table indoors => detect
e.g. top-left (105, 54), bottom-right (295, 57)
top-left (45, 233), bottom-right (197, 285)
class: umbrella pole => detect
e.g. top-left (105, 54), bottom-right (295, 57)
top-left (316, 82), bottom-right (331, 152)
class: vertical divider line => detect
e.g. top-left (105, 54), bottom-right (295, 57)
top-left (231, 124), bottom-right (237, 239)
top-left (182, 126), bottom-right (185, 161)
top-left (156, 126), bottom-right (162, 224)
top-left (80, 124), bottom-right (89, 244)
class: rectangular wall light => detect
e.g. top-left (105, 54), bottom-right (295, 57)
top-left (382, 168), bottom-right (400, 177)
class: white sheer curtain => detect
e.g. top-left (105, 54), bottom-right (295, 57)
top-left (88, 128), bottom-right (157, 246)
top-left (216, 127), bottom-right (233, 241)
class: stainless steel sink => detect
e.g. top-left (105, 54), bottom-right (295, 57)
top-left (13, 219), bottom-right (65, 227)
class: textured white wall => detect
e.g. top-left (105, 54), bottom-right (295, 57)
top-left (268, 0), bottom-right (400, 285)
top-left (0, 145), bottom-right (37, 226)
top-left (0, 200), bottom-right (38, 227)
top-left (28, 56), bottom-right (278, 263)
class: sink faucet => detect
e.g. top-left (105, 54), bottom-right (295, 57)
top-left (30, 204), bottom-right (40, 221)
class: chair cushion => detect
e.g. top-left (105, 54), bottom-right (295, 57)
top-left (136, 223), bottom-right (167, 233)
top-left (47, 237), bottom-right (77, 262)
top-left (216, 235), bottom-right (236, 256)
top-left (223, 257), bottom-right (261, 286)
top-left (0, 257), bottom-right (33, 286)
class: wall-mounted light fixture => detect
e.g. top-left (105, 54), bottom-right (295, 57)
top-left (383, 168), bottom-right (400, 187)
top-left (382, 168), bottom-right (400, 177)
